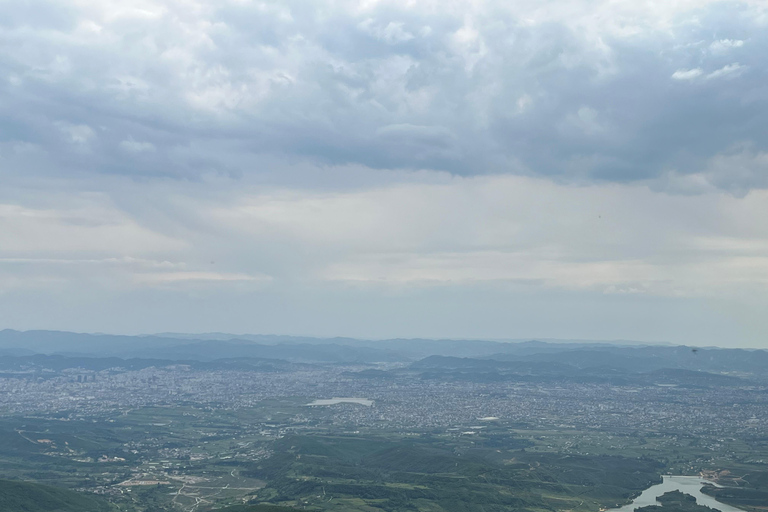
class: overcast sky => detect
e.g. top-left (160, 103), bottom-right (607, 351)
top-left (1, 0), bottom-right (767, 347)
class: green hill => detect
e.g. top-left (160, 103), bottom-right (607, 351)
top-left (214, 506), bottom-right (296, 512)
top-left (245, 434), bottom-right (662, 512)
top-left (0, 479), bottom-right (115, 512)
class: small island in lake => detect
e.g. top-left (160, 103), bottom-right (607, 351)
top-left (636, 490), bottom-right (721, 512)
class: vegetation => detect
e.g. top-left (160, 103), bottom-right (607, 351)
top-left (245, 434), bottom-right (662, 511)
top-left (0, 479), bottom-right (115, 512)
top-left (701, 481), bottom-right (768, 512)
top-left (214, 506), bottom-right (296, 512)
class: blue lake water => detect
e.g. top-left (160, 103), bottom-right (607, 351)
top-left (306, 397), bottom-right (373, 406)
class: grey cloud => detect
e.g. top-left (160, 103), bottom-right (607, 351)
top-left (0, 1), bottom-right (767, 192)
top-left (703, 145), bottom-right (768, 195)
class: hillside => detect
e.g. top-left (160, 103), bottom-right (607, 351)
top-left (213, 506), bottom-right (296, 512)
top-left (0, 479), bottom-right (115, 512)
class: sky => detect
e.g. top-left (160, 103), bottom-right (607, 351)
top-left (1, 0), bottom-right (767, 347)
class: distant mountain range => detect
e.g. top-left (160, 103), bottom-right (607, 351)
top-left (407, 354), bottom-right (754, 387)
top-left (0, 329), bottom-right (766, 381)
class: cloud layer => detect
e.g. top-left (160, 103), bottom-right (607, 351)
top-left (1, 0), bottom-right (767, 345)
top-left (2, 0), bottom-right (768, 188)
top-left (1, 171), bottom-right (768, 345)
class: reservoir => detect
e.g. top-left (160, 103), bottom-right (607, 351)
top-left (611, 476), bottom-right (745, 512)
top-left (306, 397), bottom-right (374, 406)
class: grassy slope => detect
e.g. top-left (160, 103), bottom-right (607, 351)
top-left (0, 479), bottom-right (115, 512)
top-left (214, 506), bottom-right (297, 512)
top-left (246, 434), bottom-right (662, 512)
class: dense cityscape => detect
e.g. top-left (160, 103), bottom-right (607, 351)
top-left (1, 364), bottom-right (766, 439)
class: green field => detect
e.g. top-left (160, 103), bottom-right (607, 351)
top-left (0, 479), bottom-right (116, 512)
top-left (1, 401), bottom-right (768, 512)
top-left (241, 433), bottom-right (662, 512)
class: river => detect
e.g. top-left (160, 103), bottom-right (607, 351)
top-left (610, 475), bottom-right (746, 512)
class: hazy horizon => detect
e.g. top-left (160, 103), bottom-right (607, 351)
top-left (1, 327), bottom-right (748, 351)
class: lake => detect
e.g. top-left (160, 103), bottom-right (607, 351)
top-left (610, 475), bottom-right (745, 512)
top-left (306, 397), bottom-right (374, 406)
